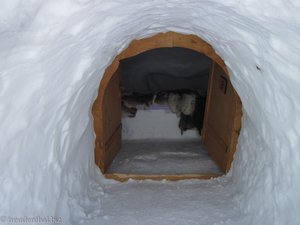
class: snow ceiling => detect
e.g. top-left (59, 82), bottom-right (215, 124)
top-left (0, 0), bottom-right (299, 224)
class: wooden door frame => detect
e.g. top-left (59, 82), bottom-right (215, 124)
top-left (201, 62), bottom-right (243, 173)
top-left (92, 31), bottom-right (241, 179)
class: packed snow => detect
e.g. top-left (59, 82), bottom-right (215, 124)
top-left (107, 139), bottom-right (221, 175)
top-left (0, 0), bottom-right (300, 225)
top-left (122, 109), bottom-right (200, 140)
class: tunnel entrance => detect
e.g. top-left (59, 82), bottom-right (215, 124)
top-left (92, 32), bottom-right (242, 181)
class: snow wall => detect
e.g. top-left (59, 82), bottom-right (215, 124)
top-left (0, 0), bottom-right (300, 224)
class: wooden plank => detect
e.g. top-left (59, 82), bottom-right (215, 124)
top-left (102, 69), bottom-right (121, 143)
top-left (201, 64), bottom-right (215, 139)
top-left (202, 125), bottom-right (228, 170)
top-left (206, 66), bottom-right (236, 145)
top-left (94, 138), bottom-right (103, 171)
top-left (104, 173), bottom-right (222, 182)
top-left (95, 125), bottom-right (122, 173)
top-left (102, 124), bottom-right (122, 172)
top-left (93, 65), bottom-right (122, 173)
top-left (202, 62), bottom-right (242, 173)
top-left (92, 60), bottom-right (120, 138)
top-left (225, 93), bottom-right (243, 172)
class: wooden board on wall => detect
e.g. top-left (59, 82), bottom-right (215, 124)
top-left (202, 62), bottom-right (242, 173)
top-left (93, 67), bottom-right (122, 173)
top-left (104, 173), bottom-right (222, 182)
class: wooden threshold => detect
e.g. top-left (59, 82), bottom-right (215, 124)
top-left (104, 173), bottom-right (223, 182)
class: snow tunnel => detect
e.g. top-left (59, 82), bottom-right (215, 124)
top-left (92, 32), bottom-right (242, 181)
top-left (1, 1), bottom-right (300, 224)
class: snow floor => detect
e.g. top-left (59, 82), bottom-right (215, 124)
top-left (79, 177), bottom-right (248, 225)
top-left (83, 140), bottom-right (249, 225)
top-left (107, 139), bottom-right (221, 175)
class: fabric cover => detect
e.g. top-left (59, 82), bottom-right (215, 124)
top-left (120, 47), bottom-right (212, 94)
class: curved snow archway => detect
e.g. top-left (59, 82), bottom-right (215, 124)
top-left (92, 31), bottom-right (242, 177)
top-left (0, 1), bottom-right (300, 224)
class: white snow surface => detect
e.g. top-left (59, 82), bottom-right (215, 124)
top-left (107, 139), bottom-right (221, 175)
top-left (0, 0), bottom-right (300, 225)
top-left (122, 109), bottom-right (200, 140)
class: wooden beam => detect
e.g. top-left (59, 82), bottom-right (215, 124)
top-left (104, 173), bottom-right (223, 182)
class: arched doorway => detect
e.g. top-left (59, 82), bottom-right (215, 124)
top-left (92, 32), bottom-right (242, 181)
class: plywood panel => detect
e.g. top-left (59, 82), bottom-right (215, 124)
top-left (105, 173), bottom-right (222, 182)
top-left (102, 71), bottom-right (121, 142)
top-left (95, 125), bottom-right (122, 172)
top-left (92, 60), bottom-right (120, 137)
top-left (93, 64), bottom-right (122, 173)
top-left (102, 125), bottom-right (122, 172)
top-left (202, 62), bottom-right (242, 172)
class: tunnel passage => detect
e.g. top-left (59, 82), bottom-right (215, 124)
top-left (92, 32), bottom-right (242, 181)
top-left (120, 47), bottom-right (211, 134)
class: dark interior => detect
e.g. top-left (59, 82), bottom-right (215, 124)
top-left (119, 47), bottom-right (212, 134)
top-left (120, 47), bottom-right (212, 93)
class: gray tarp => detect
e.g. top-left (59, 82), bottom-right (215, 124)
top-left (120, 47), bottom-right (212, 94)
